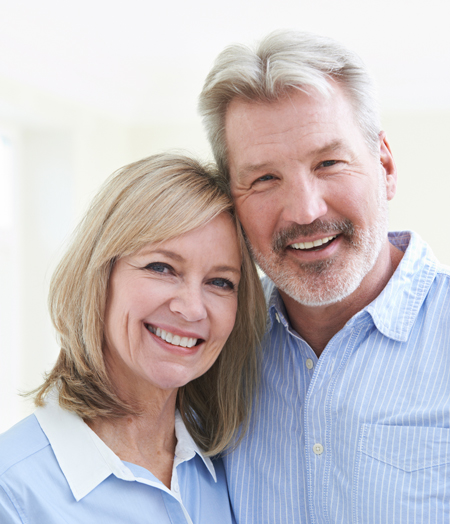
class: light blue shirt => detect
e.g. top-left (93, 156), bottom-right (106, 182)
top-left (225, 231), bottom-right (450, 524)
top-left (0, 396), bottom-right (235, 524)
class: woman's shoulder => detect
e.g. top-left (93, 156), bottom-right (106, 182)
top-left (0, 414), bottom-right (49, 476)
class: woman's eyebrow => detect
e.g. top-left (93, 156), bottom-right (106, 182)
top-left (136, 249), bottom-right (185, 263)
top-left (212, 265), bottom-right (241, 275)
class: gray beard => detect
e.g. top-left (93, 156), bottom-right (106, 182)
top-left (249, 184), bottom-right (389, 307)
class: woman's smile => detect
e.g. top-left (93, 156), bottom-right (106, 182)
top-left (103, 213), bottom-right (242, 397)
top-left (146, 324), bottom-right (200, 349)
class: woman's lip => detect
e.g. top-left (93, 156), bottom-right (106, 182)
top-left (145, 323), bottom-right (205, 349)
top-left (146, 327), bottom-right (204, 353)
top-left (144, 323), bottom-right (205, 341)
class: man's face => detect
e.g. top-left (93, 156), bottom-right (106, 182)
top-left (225, 85), bottom-right (397, 307)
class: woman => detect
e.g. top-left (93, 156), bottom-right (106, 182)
top-left (0, 153), bottom-right (266, 523)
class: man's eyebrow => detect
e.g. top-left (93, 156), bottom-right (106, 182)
top-left (311, 140), bottom-right (351, 156)
top-left (236, 162), bottom-right (274, 181)
top-left (236, 141), bottom-right (352, 180)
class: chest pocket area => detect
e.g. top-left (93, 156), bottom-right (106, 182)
top-left (353, 424), bottom-right (450, 524)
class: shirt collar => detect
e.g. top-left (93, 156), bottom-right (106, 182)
top-left (362, 231), bottom-right (437, 341)
top-left (263, 276), bottom-right (288, 332)
top-left (265, 231), bottom-right (438, 343)
top-left (174, 411), bottom-right (216, 481)
top-left (35, 392), bottom-right (216, 501)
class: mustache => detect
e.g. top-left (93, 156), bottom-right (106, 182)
top-left (272, 219), bottom-right (355, 253)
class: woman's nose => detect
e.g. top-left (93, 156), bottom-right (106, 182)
top-left (169, 285), bottom-right (208, 322)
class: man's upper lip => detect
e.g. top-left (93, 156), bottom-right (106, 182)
top-left (145, 322), bottom-right (205, 340)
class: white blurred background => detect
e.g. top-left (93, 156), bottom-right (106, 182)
top-left (1, 0), bottom-right (449, 432)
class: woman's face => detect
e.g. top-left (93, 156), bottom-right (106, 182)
top-left (103, 213), bottom-right (242, 401)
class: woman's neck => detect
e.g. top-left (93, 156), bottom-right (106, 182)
top-left (87, 389), bottom-right (178, 489)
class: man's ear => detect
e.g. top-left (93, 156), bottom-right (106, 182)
top-left (379, 131), bottom-right (397, 201)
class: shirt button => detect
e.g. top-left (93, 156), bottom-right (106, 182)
top-left (306, 358), bottom-right (314, 370)
top-left (313, 443), bottom-right (324, 455)
top-left (173, 483), bottom-right (179, 493)
top-left (275, 312), bottom-right (281, 323)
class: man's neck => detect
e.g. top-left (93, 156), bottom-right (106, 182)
top-left (279, 242), bottom-right (404, 357)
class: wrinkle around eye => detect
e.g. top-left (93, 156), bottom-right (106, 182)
top-left (255, 173), bottom-right (276, 182)
top-left (249, 173), bottom-right (279, 191)
top-left (314, 160), bottom-right (348, 175)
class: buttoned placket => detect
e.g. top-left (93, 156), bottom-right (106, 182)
top-left (119, 455), bottom-right (195, 524)
top-left (303, 320), bottom-right (364, 524)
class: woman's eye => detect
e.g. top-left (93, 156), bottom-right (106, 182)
top-left (210, 278), bottom-right (235, 291)
top-left (144, 262), bottom-right (172, 274)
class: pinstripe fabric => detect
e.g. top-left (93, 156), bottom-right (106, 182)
top-left (224, 231), bottom-right (450, 524)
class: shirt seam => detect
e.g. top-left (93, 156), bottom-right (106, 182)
top-left (0, 481), bottom-right (27, 524)
top-left (0, 441), bottom-right (50, 478)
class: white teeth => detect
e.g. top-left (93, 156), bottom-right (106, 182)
top-left (147, 325), bottom-right (198, 348)
top-left (291, 235), bottom-right (337, 250)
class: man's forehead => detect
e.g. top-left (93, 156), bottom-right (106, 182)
top-left (225, 86), bottom-right (367, 173)
top-left (225, 92), bottom-right (344, 155)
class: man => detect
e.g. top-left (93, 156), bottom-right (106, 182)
top-left (199, 31), bottom-right (450, 523)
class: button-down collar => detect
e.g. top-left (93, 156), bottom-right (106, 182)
top-left (35, 393), bottom-right (216, 502)
top-left (264, 231), bottom-right (437, 343)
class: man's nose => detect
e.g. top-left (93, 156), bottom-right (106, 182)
top-left (280, 174), bottom-right (328, 225)
top-left (169, 284), bottom-right (208, 322)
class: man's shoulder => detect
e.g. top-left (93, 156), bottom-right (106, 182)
top-left (0, 414), bottom-right (49, 476)
top-left (435, 261), bottom-right (450, 278)
top-left (390, 230), bottom-right (450, 290)
top-left (428, 261), bottom-right (450, 302)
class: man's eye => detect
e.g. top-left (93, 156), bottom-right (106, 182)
top-left (144, 262), bottom-right (172, 274)
top-left (255, 174), bottom-right (275, 183)
top-left (210, 278), bottom-right (235, 290)
top-left (320, 160), bottom-right (338, 168)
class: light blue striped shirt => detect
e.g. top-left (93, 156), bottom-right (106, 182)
top-left (225, 231), bottom-right (450, 524)
top-left (0, 396), bottom-right (235, 524)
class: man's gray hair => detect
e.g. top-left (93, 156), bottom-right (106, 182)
top-left (199, 30), bottom-right (381, 181)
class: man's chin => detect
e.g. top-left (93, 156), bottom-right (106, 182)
top-left (255, 252), bottom-right (365, 308)
top-left (276, 274), bottom-right (359, 307)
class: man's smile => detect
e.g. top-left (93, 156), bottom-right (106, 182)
top-left (289, 235), bottom-right (338, 251)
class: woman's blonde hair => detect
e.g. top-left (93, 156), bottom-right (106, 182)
top-left (34, 153), bottom-right (266, 455)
